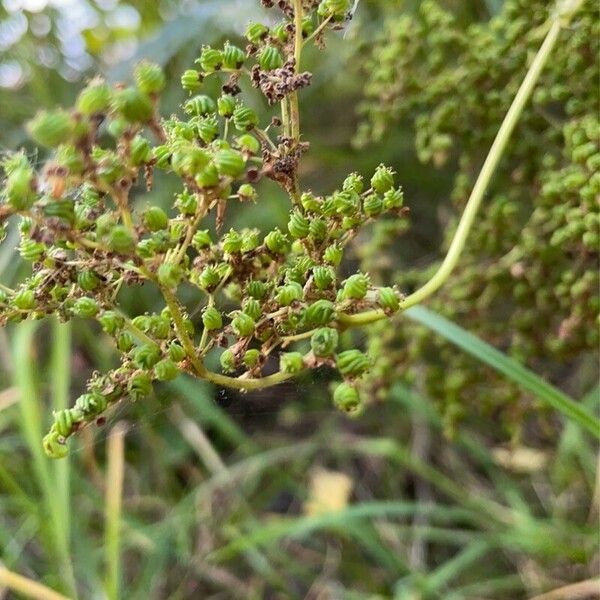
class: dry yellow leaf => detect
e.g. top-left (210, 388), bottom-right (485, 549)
top-left (304, 468), bottom-right (353, 516)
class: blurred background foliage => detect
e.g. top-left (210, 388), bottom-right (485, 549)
top-left (0, 0), bottom-right (598, 598)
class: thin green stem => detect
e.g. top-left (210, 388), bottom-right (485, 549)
top-left (338, 14), bottom-right (566, 328)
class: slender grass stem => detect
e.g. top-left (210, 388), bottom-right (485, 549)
top-left (0, 564), bottom-right (71, 600)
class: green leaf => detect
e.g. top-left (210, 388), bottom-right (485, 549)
top-left (405, 306), bottom-right (600, 439)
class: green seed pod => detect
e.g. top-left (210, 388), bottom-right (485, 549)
top-left (318, 0), bottom-right (350, 21)
top-left (144, 206), bottom-right (169, 232)
top-left (241, 230), bottom-right (259, 252)
top-left (202, 306), bottom-right (223, 331)
top-left (175, 190), bottom-right (197, 215)
top-left (74, 392), bottom-right (107, 416)
top-left (245, 22), bottom-right (269, 44)
top-left (98, 310), bottom-right (124, 334)
top-left (276, 282), bottom-right (303, 306)
top-left (236, 134), bottom-right (261, 154)
top-left (363, 194), bottom-right (383, 217)
top-left (13, 289), bottom-right (36, 310)
top-left (221, 229), bottom-right (242, 254)
top-left (168, 342), bottom-right (187, 362)
top-left (27, 110), bottom-right (74, 148)
top-left (343, 172), bottom-right (364, 194)
top-left (242, 298), bottom-right (262, 321)
top-left (116, 331), bottom-right (135, 353)
top-left (231, 312), bottom-right (256, 337)
top-left (243, 349), bottom-right (261, 368)
top-left (19, 239), bottom-right (45, 262)
top-left (196, 115), bottom-right (220, 143)
top-left (301, 192), bottom-right (322, 213)
top-left (259, 46), bottom-right (284, 71)
top-left (288, 211), bottom-right (310, 239)
top-left (220, 349), bottom-right (236, 373)
top-left (43, 431), bottom-right (69, 459)
top-left (223, 42), bottom-right (246, 70)
top-left (184, 94), bottom-right (216, 116)
top-left (309, 218), bottom-right (328, 242)
top-left (131, 315), bottom-right (152, 332)
top-left (76, 78), bottom-right (112, 115)
top-left (133, 343), bottom-right (161, 369)
top-left (157, 263), bottom-right (182, 289)
top-left (247, 280), bottom-right (267, 299)
top-left (149, 315), bottom-right (171, 339)
top-left (192, 229), bottom-right (212, 249)
top-left (154, 358), bottom-right (179, 382)
top-left (333, 190), bottom-right (361, 216)
top-left (214, 149), bottom-right (246, 178)
top-left (55, 144), bottom-right (84, 175)
top-left (378, 287), bottom-right (400, 313)
top-left (264, 228), bottom-right (288, 254)
top-left (323, 244), bottom-right (343, 266)
top-left (134, 60), bottom-right (166, 95)
top-left (113, 87), bottom-right (153, 123)
top-left (336, 349), bottom-right (371, 377)
top-left (130, 135), bottom-right (151, 166)
top-left (153, 145), bottom-right (172, 169)
top-left (313, 266), bottom-right (336, 290)
top-left (342, 273), bottom-right (370, 300)
top-left (304, 299), bottom-right (336, 326)
top-left (233, 106), bottom-right (258, 131)
top-left (107, 225), bottom-right (136, 254)
top-left (77, 269), bottom-right (101, 292)
top-left (107, 117), bottom-right (128, 138)
top-left (280, 352), bottom-right (304, 374)
top-left (6, 166), bottom-right (36, 210)
top-left (371, 164), bottom-right (395, 194)
top-left (128, 372), bottom-right (153, 399)
top-left (195, 163), bottom-right (220, 188)
top-left (272, 22), bottom-right (289, 43)
top-left (237, 183), bottom-right (257, 201)
top-left (383, 188), bottom-right (404, 210)
top-left (311, 327), bottom-right (339, 357)
top-left (218, 94), bottom-right (236, 118)
top-left (333, 382), bottom-right (361, 414)
top-left (198, 46), bottom-right (224, 73)
top-left (73, 297), bottom-right (99, 318)
top-left (195, 266), bottom-right (220, 292)
top-left (54, 408), bottom-right (83, 437)
top-left (181, 69), bottom-right (203, 93)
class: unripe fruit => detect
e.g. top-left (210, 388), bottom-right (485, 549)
top-left (383, 187), bottom-right (404, 209)
top-left (202, 306), bottom-right (223, 330)
top-left (196, 265), bottom-right (221, 290)
top-left (311, 327), bottom-right (339, 357)
top-left (242, 298), bottom-right (262, 321)
top-left (27, 110), bottom-right (74, 148)
top-left (343, 172), bottom-right (364, 194)
top-left (73, 297), bottom-right (99, 318)
top-left (280, 352), bottom-right (305, 374)
top-left (157, 263), bottom-right (182, 289)
top-left (107, 225), bottom-right (136, 254)
top-left (231, 312), bottom-right (256, 337)
top-left (223, 43), bottom-right (246, 70)
top-left (236, 134), bottom-right (261, 154)
top-left (13, 289), bottom-right (36, 310)
top-left (220, 349), bottom-right (236, 373)
top-left (116, 331), bottom-right (135, 353)
top-left (192, 229), bottom-right (212, 249)
top-left (98, 310), bottom-right (124, 334)
top-left (134, 60), bottom-right (166, 95)
top-left (77, 269), bottom-right (101, 292)
top-left (288, 211), bottom-right (310, 239)
top-left (144, 206), bottom-right (169, 231)
top-left (243, 349), bottom-right (260, 368)
top-left (214, 149), bottom-right (246, 177)
top-left (198, 46), bottom-right (223, 73)
top-left (113, 88), bottom-right (153, 123)
top-left (309, 218), bottom-right (328, 241)
top-left (378, 287), bottom-right (400, 313)
top-left (76, 79), bottom-right (112, 115)
top-left (313, 266), bottom-right (336, 290)
top-left (222, 229), bottom-right (243, 254)
top-left (342, 273), bottom-right (370, 300)
top-left (247, 280), bottom-right (267, 299)
top-left (265, 229), bottom-right (288, 254)
top-left (259, 46), bottom-right (284, 71)
top-left (169, 342), bottom-right (187, 362)
top-left (363, 194), bottom-right (383, 217)
top-left (371, 164), bottom-right (395, 193)
top-left (196, 116), bottom-right (219, 143)
top-left (181, 69), bottom-right (203, 93)
top-left (195, 163), bottom-right (220, 188)
top-left (184, 94), bottom-right (216, 116)
top-left (333, 382), bottom-right (361, 414)
top-left (233, 106), bottom-right (258, 131)
top-left (245, 22), bottom-right (269, 44)
top-left (304, 299), bottom-right (336, 326)
top-left (154, 358), bottom-right (179, 381)
top-left (218, 94), bottom-right (236, 118)
top-left (128, 372), bottom-right (153, 398)
top-left (276, 282), bottom-right (303, 306)
top-left (336, 349), bottom-right (371, 377)
top-left (318, 0), bottom-right (351, 21)
top-left (130, 135), bottom-right (152, 165)
top-left (6, 166), bottom-right (36, 210)
top-left (324, 244), bottom-right (343, 266)
top-left (19, 239), bottom-right (45, 262)
top-left (133, 343), bottom-right (161, 369)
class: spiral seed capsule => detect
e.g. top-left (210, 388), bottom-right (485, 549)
top-left (116, 331), bottom-right (135, 353)
top-left (192, 229), bottom-right (212, 250)
top-left (5, 165), bottom-right (36, 210)
top-left (280, 352), bottom-right (305, 374)
top-left (154, 358), bottom-right (179, 382)
top-left (238, 183), bottom-right (257, 202)
top-left (243, 349), bottom-right (261, 368)
top-left (304, 299), bottom-right (336, 326)
top-left (233, 106), bottom-right (258, 131)
top-left (342, 273), bottom-right (370, 300)
top-left (363, 194), bottom-right (384, 217)
top-left (196, 163), bottom-right (220, 188)
top-left (333, 382), bottom-right (362, 415)
top-left (158, 263), bottom-right (182, 289)
top-left (378, 287), bottom-right (401, 313)
top-left (323, 244), bottom-right (343, 266)
top-left (98, 311), bottom-right (125, 335)
top-left (383, 188), bottom-right (404, 209)
top-left (168, 343), bottom-right (187, 362)
top-left (220, 349), bottom-right (237, 373)
top-left (231, 312), bottom-right (256, 337)
top-left (313, 266), bottom-right (336, 290)
top-left (181, 69), bottom-right (203, 93)
top-left (113, 88), bottom-right (153, 123)
top-left (133, 344), bottom-right (161, 369)
top-left (343, 173), bottom-right (364, 194)
top-left (19, 240), bottom-right (45, 262)
top-left (128, 372), bottom-right (153, 399)
top-left (265, 229), bottom-right (289, 254)
top-left (202, 306), bottom-right (223, 331)
top-left (371, 164), bottom-right (395, 194)
top-left (288, 211), bottom-right (310, 239)
top-left (198, 46), bottom-right (224, 73)
top-left (242, 298), bottom-right (262, 321)
top-left (311, 327), bottom-right (339, 357)
top-left (309, 218), bottom-right (328, 242)
top-left (247, 280), bottom-right (267, 299)
top-left (215, 149), bottom-right (246, 178)
top-left (134, 60), bottom-right (166, 95)
top-left (73, 297), bottom-right (100, 318)
top-left (27, 110), bottom-right (74, 148)
top-left (276, 282), bottom-right (303, 306)
top-left (236, 134), bottom-right (261, 154)
top-left (336, 349), bottom-right (372, 377)
top-left (43, 431), bottom-right (69, 459)
top-left (74, 392), bottom-right (107, 416)
top-left (76, 78), bottom-right (112, 115)
top-left (184, 95), bottom-right (216, 117)
top-left (245, 22), bottom-right (269, 44)
top-left (223, 43), bottom-right (246, 70)
top-left (259, 46), bottom-right (284, 71)
top-left (144, 206), bottom-right (169, 232)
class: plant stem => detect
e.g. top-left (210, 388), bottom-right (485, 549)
top-left (104, 422), bottom-right (127, 600)
top-left (289, 0), bottom-right (303, 145)
top-left (338, 12), bottom-right (566, 328)
top-left (0, 564), bottom-right (71, 600)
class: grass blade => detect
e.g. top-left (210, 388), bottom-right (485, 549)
top-left (405, 306), bottom-right (600, 438)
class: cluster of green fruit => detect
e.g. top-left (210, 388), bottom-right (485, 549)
top-left (0, 0), bottom-right (408, 458)
top-left (356, 0), bottom-right (598, 434)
